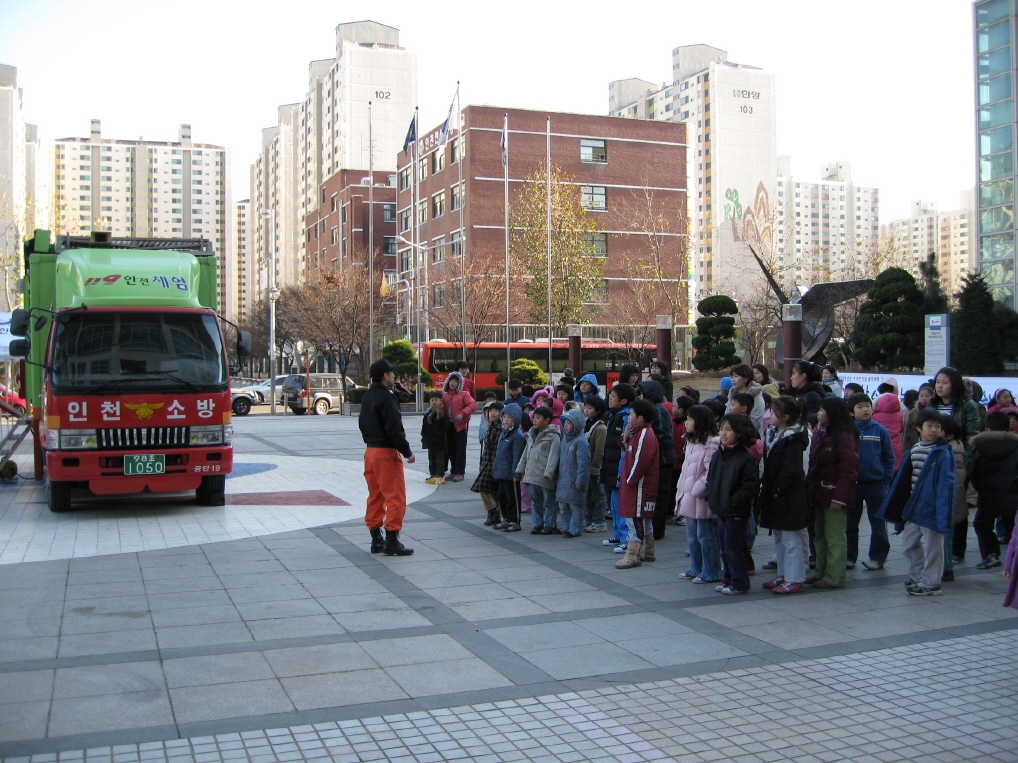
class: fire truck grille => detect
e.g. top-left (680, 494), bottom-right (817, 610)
top-left (97, 427), bottom-right (191, 450)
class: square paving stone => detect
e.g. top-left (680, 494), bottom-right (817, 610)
top-left (0, 616), bottom-right (62, 639)
top-left (613, 633), bottom-right (747, 667)
top-left (0, 669), bottom-right (53, 704)
top-left (60, 611), bottom-right (154, 635)
top-left (485, 621), bottom-right (605, 653)
top-left (385, 658), bottom-right (513, 697)
top-left (575, 613), bottom-right (693, 641)
top-left (529, 591), bottom-right (629, 613)
top-left (331, 609), bottom-right (431, 632)
top-left (688, 601), bottom-right (795, 628)
top-left (234, 598), bottom-right (328, 621)
top-left (49, 690), bottom-right (174, 736)
top-left (55, 662), bottom-right (165, 699)
top-left (315, 593), bottom-right (408, 614)
top-left (58, 629), bottom-right (158, 658)
top-left (150, 605), bottom-right (242, 629)
top-left (170, 679), bottom-right (295, 724)
top-left (448, 598), bottom-right (552, 622)
top-left (245, 615), bottom-right (346, 641)
top-left (360, 635), bottom-right (476, 667)
top-left (522, 643), bottom-right (654, 680)
top-left (736, 620), bottom-right (859, 650)
top-left (0, 636), bottom-right (58, 661)
top-left (263, 643), bottom-right (378, 678)
top-left (0, 700), bottom-right (50, 742)
top-left (163, 652), bottom-right (276, 688)
top-left (155, 621), bottom-right (254, 649)
top-left (281, 669), bottom-right (409, 710)
top-left (146, 590), bottom-right (233, 611)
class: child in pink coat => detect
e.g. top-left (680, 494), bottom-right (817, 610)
top-left (676, 406), bottom-right (722, 583)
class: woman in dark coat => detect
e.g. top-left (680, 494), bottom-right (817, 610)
top-left (758, 396), bottom-right (811, 594)
top-left (790, 361), bottom-right (827, 429)
top-left (805, 396), bottom-right (860, 589)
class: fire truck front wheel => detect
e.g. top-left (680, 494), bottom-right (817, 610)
top-left (48, 480), bottom-right (72, 513)
top-left (197, 475), bottom-right (226, 506)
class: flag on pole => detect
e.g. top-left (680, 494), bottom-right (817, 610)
top-left (402, 114), bottom-right (417, 155)
top-left (438, 89), bottom-right (461, 147)
top-left (500, 115), bottom-right (508, 168)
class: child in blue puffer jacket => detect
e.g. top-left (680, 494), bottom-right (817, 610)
top-left (878, 408), bottom-right (956, 596)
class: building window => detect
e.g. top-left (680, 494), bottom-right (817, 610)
top-left (451, 183), bottom-right (464, 211)
top-left (418, 156), bottom-right (428, 181)
top-left (580, 139), bottom-right (607, 164)
top-left (450, 138), bottom-right (461, 164)
top-left (331, 227), bottom-right (338, 245)
top-left (432, 191), bottom-right (446, 219)
top-left (398, 167), bottom-right (411, 191)
top-left (383, 236), bottom-right (397, 255)
top-left (400, 247), bottom-right (412, 273)
top-left (432, 150), bottom-right (446, 174)
top-left (330, 194), bottom-right (338, 212)
top-left (451, 229), bottom-right (463, 256)
top-left (432, 236), bottom-right (446, 263)
top-left (341, 238), bottom-right (348, 257)
top-left (417, 200), bottom-right (427, 225)
top-left (588, 280), bottom-right (609, 304)
top-left (584, 233), bottom-right (608, 257)
top-left (400, 208), bottom-right (411, 232)
top-left (383, 203), bottom-right (396, 222)
top-left (433, 282), bottom-right (445, 308)
top-left (452, 279), bottom-right (463, 305)
top-left (580, 185), bottom-right (607, 211)
top-left (341, 205), bottom-right (347, 225)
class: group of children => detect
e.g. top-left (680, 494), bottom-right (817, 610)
top-left (421, 361), bottom-right (1018, 604)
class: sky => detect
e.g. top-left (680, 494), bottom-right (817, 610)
top-left (0, 0), bottom-right (976, 220)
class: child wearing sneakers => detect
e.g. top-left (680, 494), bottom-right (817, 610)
top-left (675, 405), bottom-right (721, 583)
top-left (516, 406), bottom-right (561, 534)
top-left (878, 408), bottom-right (956, 596)
top-left (706, 413), bottom-right (761, 594)
top-left (616, 399), bottom-right (660, 569)
top-left (556, 409), bottom-right (590, 537)
top-left (471, 401), bottom-right (504, 526)
top-left (421, 391), bottom-right (448, 484)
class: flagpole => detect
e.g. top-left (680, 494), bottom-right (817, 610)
top-left (368, 100), bottom-right (375, 365)
top-left (503, 113), bottom-right (510, 396)
top-left (457, 83), bottom-right (467, 361)
top-left (413, 107), bottom-right (423, 412)
top-left (546, 116), bottom-right (553, 379)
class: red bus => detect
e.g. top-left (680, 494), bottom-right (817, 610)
top-left (422, 340), bottom-right (656, 390)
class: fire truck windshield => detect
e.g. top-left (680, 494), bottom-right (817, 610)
top-left (51, 312), bottom-right (228, 393)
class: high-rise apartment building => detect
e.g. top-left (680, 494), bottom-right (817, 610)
top-left (775, 158), bottom-right (880, 282)
top-left (51, 121), bottom-right (235, 317)
top-left (610, 45), bottom-right (776, 302)
top-left (235, 200), bottom-right (251, 325)
top-left (1, 64), bottom-right (52, 311)
top-left (974, 0), bottom-right (1016, 307)
top-left (252, 20), bottom-right (416, 303)
top-left (883, 196), bottom-right (974, 295)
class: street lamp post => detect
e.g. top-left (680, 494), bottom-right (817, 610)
top-left (397, 235), bottom-right (428, 412)
top-left (261, 208), bottom-right (279, 415)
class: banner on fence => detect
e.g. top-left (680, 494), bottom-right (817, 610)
top-left (839, 371), bottom-right (1016, 408)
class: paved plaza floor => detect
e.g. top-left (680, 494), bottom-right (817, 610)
top-left (0, 414), bottom-right (1015, 762)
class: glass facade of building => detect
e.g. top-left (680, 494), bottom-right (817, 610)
top-left (976, 0), bottom-right (1017, 307)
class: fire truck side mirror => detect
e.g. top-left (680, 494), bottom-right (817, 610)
top-left (9, 309), bottom-right (29, 337)
top-left (8, 339), bottom-right (29, 358)
top-left (237, 331), bottom-right (252, 358)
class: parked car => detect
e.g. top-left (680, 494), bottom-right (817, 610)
top-left (0, 384), bottom-right (26, 416)
top-left (282, 374), bottom-right (362, 415)
top-left (234, 376), bottom-right (289, 405)
top-left (231, 388), bottom-right (259, 416)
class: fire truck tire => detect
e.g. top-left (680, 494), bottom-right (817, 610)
top-left (48, 480), bottom-right (72, 513)
top-left (197, 475), bottom-right (226, 506)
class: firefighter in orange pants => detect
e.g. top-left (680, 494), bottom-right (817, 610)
top-left (359, 359), bottom-right (416, 555)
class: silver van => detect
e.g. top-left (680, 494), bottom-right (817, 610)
top-left (283, 374), bottom-right (361, 415)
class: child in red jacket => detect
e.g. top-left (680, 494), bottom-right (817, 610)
top-left (616, 399), bottom-right (660, 570)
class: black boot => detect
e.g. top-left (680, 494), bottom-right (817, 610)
top-left (383, 529), bottom-right (413, 556)
top-left (369, 527), bottom-right (384, 554)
